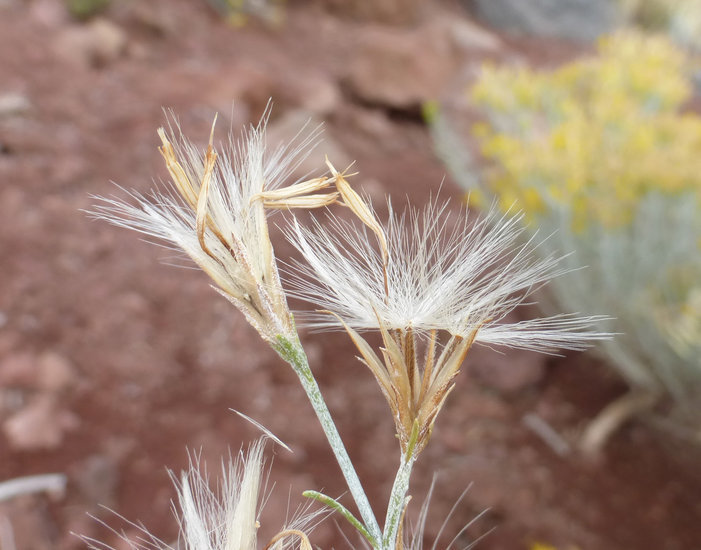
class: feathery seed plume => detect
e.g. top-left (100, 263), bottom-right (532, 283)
top-left (91, 109), bottom-right (339, 343)
top-left (82, 439), bottom-right (320, 550)
top-left (286, 198), bottom-right (610, 454)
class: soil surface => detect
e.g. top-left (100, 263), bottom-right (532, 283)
top-left (1, 1), bottom-right (700, 549)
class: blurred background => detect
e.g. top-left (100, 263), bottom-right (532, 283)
top-left (1, 0), bottom-right (701, 549)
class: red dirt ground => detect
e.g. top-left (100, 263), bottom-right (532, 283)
top-left (1, 1), bottom-right (700, 549)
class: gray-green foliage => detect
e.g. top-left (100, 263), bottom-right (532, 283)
top-left (429, 105), bottom-right (701, 428)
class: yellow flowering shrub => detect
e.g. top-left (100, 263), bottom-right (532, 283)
top-left (471, 31), bottom-right (699, 231)
top-left (465, 31), bottom-right (701, 412)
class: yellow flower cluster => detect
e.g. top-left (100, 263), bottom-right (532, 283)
top-left (471, 31), bottom-right (700, 232)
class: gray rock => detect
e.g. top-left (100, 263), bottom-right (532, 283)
top-left (469, 0), bottom-right (621, 42)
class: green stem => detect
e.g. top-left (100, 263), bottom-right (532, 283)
top-left (275, 335), bottom-right (382, 546)
top-left (303, 490), bottom-right (377, 547)
top-left (383, 421), bottom-right (420, 550)
top-left (382, 451), bottom-right (416, 550)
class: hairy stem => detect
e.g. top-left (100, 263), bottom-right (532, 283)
top-left (275, 335), bottom-right (382, 546)
top-left (383, 450), bottom-right (416, 550)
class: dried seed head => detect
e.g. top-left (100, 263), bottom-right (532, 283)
top-left (286, 198), bottom-right (609, 348)
top-left (286, 197), bottom-right (611, 454)
top-left (335, 316), bottom-right (478, 454)
top-left (91, 108), bottom-right (336, 344)
top-left (81, 439), bottom-right (322, 550)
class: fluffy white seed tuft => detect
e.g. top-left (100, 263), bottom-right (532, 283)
top-left (90, 107), bottom-right (329, 342)
top-left (81, 439), bottom-right (321, 550)
top-left (285, 198), bottom-right (610, 353)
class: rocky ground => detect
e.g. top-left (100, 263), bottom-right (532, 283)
top-left (1, 1), bottom-right (700, 549)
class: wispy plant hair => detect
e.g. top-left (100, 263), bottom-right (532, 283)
top-left (90, 108), bottom-right (339, 343)
top-left (285, 197), bottom-right (609, 453)
top-left (405, 480), bottom-right (489, 550)
top-left (81, 439), bottom-right (321, 550)
top-left (286, 198), bottom-right (608, 352)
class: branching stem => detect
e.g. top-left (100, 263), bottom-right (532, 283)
top-left (275, 335), bottom-right (382, 546)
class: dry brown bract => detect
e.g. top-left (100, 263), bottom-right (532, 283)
top-left (344, 319), bottom-right (481, 454)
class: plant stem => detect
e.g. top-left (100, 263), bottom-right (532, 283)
top-left (303, 490), bottom-right (375, 545)
top-left (275, 335), bottom-right (382, 546)
top-left (382, 450), bottom-right (416, 550)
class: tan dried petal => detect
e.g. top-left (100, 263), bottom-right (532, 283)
top-left (342, 322), bottom-right (480, 454)
top-left (417, 329), bottom-right (438, 406)
top-left (326, 158), bottom-right (389, 268)
top-left (253, 176), bottom-right (331, 202)
top-left (195, 143), bottom-right (218, 257)
top-left (259, 192), bottom-right (340, 210)
top-left (157, 128), bottom-right (199, 208)
top-left (330, 312), bottom-right (393, 395)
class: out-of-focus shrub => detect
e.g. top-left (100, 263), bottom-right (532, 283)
top-left (65, 0), bottom-right (110, 20)
top-left (620, 0), bottom-right (674, 30)
top-left (471, 32), bottom-right (695, 230)
top-left (205, 0), bottom-right (285, 27)
top-left (621, 0), bottom-right (701, 50)
top-left (463, 31), bottom-right (701, 431)
top-left (468, 0), bottom-right (621, 43)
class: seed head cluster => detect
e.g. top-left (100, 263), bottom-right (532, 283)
top-left (89, 109), bottom-right (611, 547)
